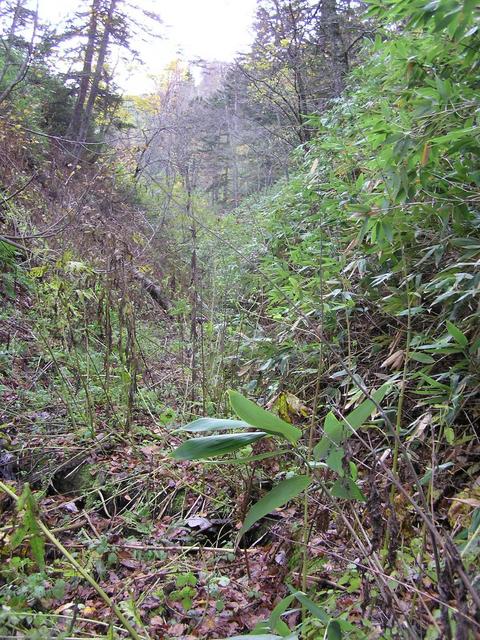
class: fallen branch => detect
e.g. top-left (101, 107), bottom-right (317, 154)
top-left (131, 267), bottom-right (171, 313)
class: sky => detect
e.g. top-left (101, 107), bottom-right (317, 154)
top-left (37, 0), bottom-right (257, 93)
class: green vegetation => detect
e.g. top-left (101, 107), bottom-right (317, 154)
top-left (0, 0), bottom-right (479, 638)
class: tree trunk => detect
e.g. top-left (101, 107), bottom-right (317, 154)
top-left (72, 0), bottom-right (118, 161)
top-left (67, 0), bottom-right (100, 138)
top-left (321, 0), bottom-right (347, 96)
top-left (78, 0), bottom-right (117, 141)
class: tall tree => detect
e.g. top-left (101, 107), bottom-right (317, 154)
top-left (66, 0), bottom-right (161, 159)
top-left (0, 0), bottom-right (39, 106)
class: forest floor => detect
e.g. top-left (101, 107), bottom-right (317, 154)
top-left (1, 283), bottom-right (355, 640)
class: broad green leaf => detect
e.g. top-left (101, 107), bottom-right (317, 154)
top-left (446, 321), bottom-right (468, 347)
top-left (171, 432), bottom-right (267, 460)
top-left (326, 448), bottom-right (345, 477)
top-left (410, 352), bottom-right (435, 364)
top-left (324, 412), bottom-right (346, 443)
top-left (239, 475), bottom-right (311, 538)
top-left (327, 621), bottom-right (342, 640)
top-left (228, 391), bottom-right (302, 443)
top-left (314, 412), bottom-right (348, 461)
top-left (313, 437), bottom-right (336, 461)
top-left (177, 418), bottom-right (250, 433)
top-left (330, 478), bottom-right (366, 502)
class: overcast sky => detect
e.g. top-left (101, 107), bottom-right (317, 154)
top-left (37, 0), bottom-right (257, 93)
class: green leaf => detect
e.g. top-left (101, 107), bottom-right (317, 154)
top-left (330, 478), bottom-right (366, 502)
top-left (17, 483), bottom-right (31, 511)
top-left (239, 475), bottom-right (311, 538)
top-left (177, 418), bottom-right (250, 433)
top-left (269, 594), bottom-right (296, 635)
top-left (342, 384), bottom-right (389, 431)
top-left (446, 321), bottom-right (468, 348)
top-left (313, 439), bottom-right (334, 461)
top-left (327, 621), bottom-right (342, 640)
top-left (288, 590), bottom-right (329, 624)
top-left (10, 525), bottom-right (29, 550)
top-left (228, 390), bottom-right (302, 443)
top-left (326, 448), bottom-right (345, 476)
top-left (315, 386), bottom-right (389, 462)
top-left (203, 449), bottom-right (290, 465)
top-left (222, 635), bottom-right (297, 640)
top-left (324, 412), bottom-right (347, 443)
top-left (444, 426), bottom-right (454, 445)
top-left (410, 352), bottom-right (435, 364)
top-left (30, 534), bottom-right (45, 571)
top-left (171, 432), bottom-right (267, 460)
top-left (396, 306), bottom-right (424, 317)
top-left (419, 462), bottom-right (454, 485)
top-left (314, 412), bottom-right (347, 461)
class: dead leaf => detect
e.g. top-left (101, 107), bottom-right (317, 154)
top-left (381, 349), bottom-right (404, 370)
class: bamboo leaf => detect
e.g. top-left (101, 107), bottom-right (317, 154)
top-left (315, 386), bottom-right (389, 462)
top-left (410, 352), bottom-right (435, 363)
top-left (446, 321), bottom-right (468, 347)
top-left (342, 384), bottom-right (389, 431)
top-left (287, 589), bottom-right (329, 623)
top-left (269, 593), bottom-right (297, 635)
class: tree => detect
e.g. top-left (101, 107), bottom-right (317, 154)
top-left (65, 0), bottom-right (162, 159)
top-left (0, 0), bottom-right (39, 106)
top-left (239, 0), bottom-right (365, 144)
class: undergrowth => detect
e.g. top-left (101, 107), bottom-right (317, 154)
top-left (0, 1), bottom-right (479, 639)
